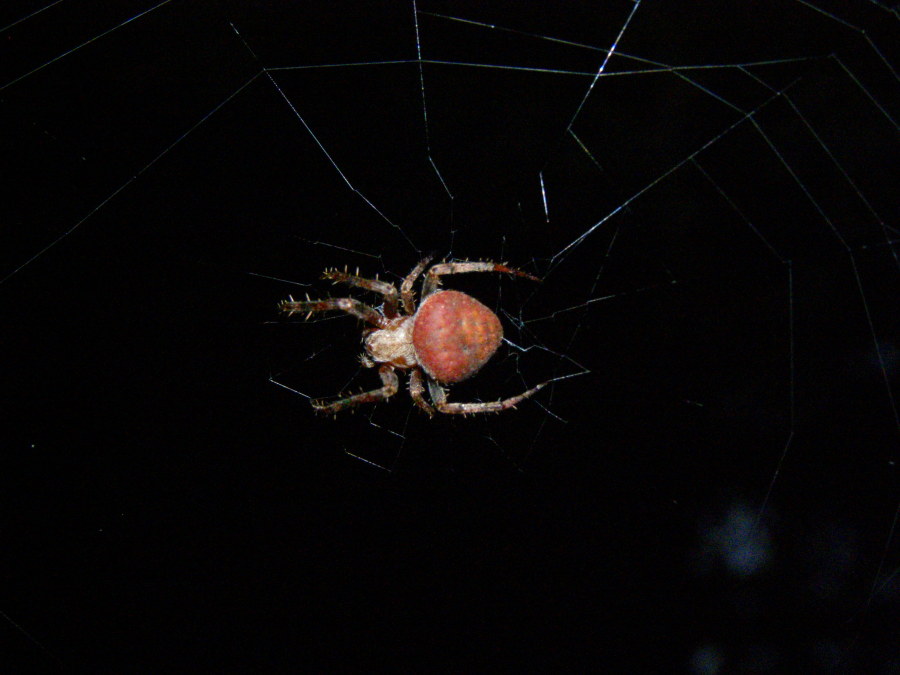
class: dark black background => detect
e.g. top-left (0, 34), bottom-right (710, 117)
top-left (2, 1), bottom-right (898, 671)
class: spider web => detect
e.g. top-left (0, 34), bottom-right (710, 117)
top-left (2, 0), bottom-right (899, 670)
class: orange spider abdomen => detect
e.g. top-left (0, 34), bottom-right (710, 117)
top-left (412, 290), bottom-right (503, 384)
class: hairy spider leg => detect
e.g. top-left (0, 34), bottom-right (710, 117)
top-left (408, 367), bottom-right (435, 416)
top-left (400, 255), bottom-right (434, 314)
top-left (426, 379), bottom-right (547, 415)
top-left (321, 267), bottom-right (400, 318)
top-left (278, 296), bottom-right (387, 328)
top-left (312, 364), bottom-right (399, 414)
top-left (422, 261), bottom-right (541, 297)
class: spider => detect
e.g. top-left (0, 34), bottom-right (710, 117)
top-left (278, 257), bottom-right (546, 416)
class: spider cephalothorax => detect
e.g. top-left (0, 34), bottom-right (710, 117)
top-left (279, 257), bottom-right (545, 415)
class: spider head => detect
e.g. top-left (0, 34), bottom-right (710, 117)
top-left (363, 316), bottom-right (417, 369)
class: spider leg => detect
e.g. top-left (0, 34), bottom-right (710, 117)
top-left (408, 367), bottom-right (435, 416)
top-left (321, 267), bottom-right (400, 318)
top-left (422, 261), bottom-right (540, 297)
top-left (427, 379), bottom-right (546, 415)
top-left (400, 255), bottom-right (434, 314)
top-left (312, 364), bottom-right (399, 414)
top-left (279, 296), bottom-right (387, 329)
